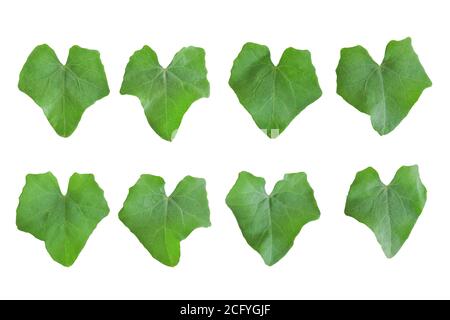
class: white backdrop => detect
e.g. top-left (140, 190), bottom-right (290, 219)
top-left (0, 0), bottom-right (448, 299)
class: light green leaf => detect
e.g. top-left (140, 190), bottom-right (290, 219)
top-left (229, 43), bottom-right (322, 138)
top-left (345, 165), bottom-right (427, 258)
top-left (226, 172), bottom-right (320, 266)
top-left (120, 46), bottom-right (210, 141)
top-left (336, 37), bottom-right (432, 135)
top-left (119, 175), bottom-right (211, 267)
top-left (17, 173), bottom-right (109, 267)
top-left (19, 45), bottom-right (110, 137)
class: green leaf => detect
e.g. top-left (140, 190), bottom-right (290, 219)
top-left (119, 175), bottom-right (211, 266)
top-left (336, 37), bottom-right (432, 135)
top-left (229, 43), bottom-right (322, 138)
top-left (345, 165), bottom-right (427, 258)
top-left (16, 173), bottom-right (109, 267)
top-left (226, 172), bottom-right (320, 266)
top-left (120, 46), bottom-right (210, 141)
top-left (18, 45), bottom-right (110, 137)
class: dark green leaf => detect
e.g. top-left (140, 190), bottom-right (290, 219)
top-left (229, 43), bottom-right (322, 138)
top-left (120, 46), bottom-right (210, 141)
top-left (19, 45), bottom-right (110, 137)
top-left (345, 165), bottom-right (427, 258)
top-left (226, 172), bottom-right (320, 265)
top-left (17, 173), bottom-right (109, 266)
top-left (336, 38), bottom-right (432, 135)
top-left (119, 175), bottom-right (211, 266)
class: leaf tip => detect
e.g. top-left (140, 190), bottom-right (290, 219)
top-left (58, 259), bottom-right (77, 268)
top-left (262, 128), bottom-right (282, 139)
top-left (384, 251), bottom-right (397, 259)
top-left (264, 260), bottom-right (278, 267)
top-left (162, 259), bottom-right (180, 268)
top-left (58, 129), bottom-right (75, 138)
top-left (262, 254), bottom-right (283, 267)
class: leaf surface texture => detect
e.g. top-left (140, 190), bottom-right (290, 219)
top-left (121, 46), bottom-right (210, 141)
top-left (226, 172), bottom-right (320, 265)
top-left (336, 38), bottom-right (432, 135)
top-left (229, 43), bottom-right (322, 138)
top-left (119, 175), bottom-right (211, 266)
top-left (345, 165), bottom-right (427, 257)
top-left (19, 45), bottom-right (110, 137)
top-left (17, 173), bottom-right (109, 266)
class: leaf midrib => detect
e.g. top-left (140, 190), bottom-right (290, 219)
top-left (365, 62), bottom-right (410, 134)
top-left (254, 188), bottom-right (309, 264)
top-left (374, 185), bottom-right (411, 256)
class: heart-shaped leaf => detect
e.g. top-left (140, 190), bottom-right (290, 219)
top-left (119, 175), bottom-right (211, 266)
top-left (226, 172), bottom-right (320, 266)
top-left (345, 165), bottom-right (427, 258)
top-left (336, 37), bottom-right (432, 135)
top-left (19, 45), bottom-right (110, 137)
top-left (17, 173), bottom-right (109, 267)
top-left (120, 46), bottom-right (210, 141)
top-left (229, 43), bottom-right (322, 138)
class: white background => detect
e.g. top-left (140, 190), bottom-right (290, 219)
top-left (0, 0), bottom-right (448, 299)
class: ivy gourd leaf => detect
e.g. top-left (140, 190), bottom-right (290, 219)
top-left (336, 37), bottom-right (432, 135)
top-left (345, 165), bottom-right (427, 258)
top-left (119, 175), bottom-right (211, 267)
top-left (16, 173), bottom-right (109, 267)
top-left (229, 43), bottom-right (322, 138)
top-left (226, 172), bottom-right (320, 266)
top-left (120, 46), bottom-right (210, 141)
top-left (18, 45), bottom-right (110, 137)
